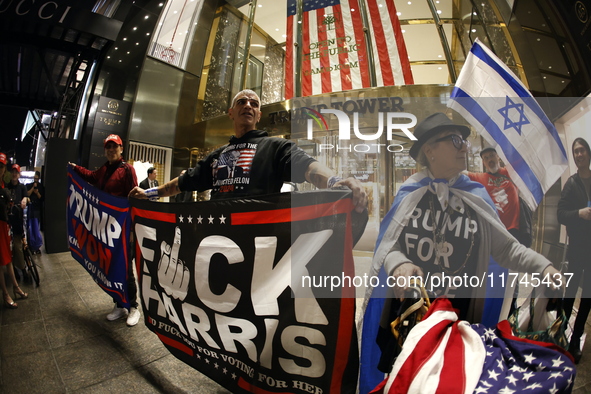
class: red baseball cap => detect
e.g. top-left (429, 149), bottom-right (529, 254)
top-left (0, 153), bottom-right (6, 165)
top-left (104, 134), bottom-right (123, 147)
top-left (12, 164), bottom-right (21, 173)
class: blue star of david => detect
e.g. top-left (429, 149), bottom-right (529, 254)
top-left (497, 96), bottom-right (529, 135)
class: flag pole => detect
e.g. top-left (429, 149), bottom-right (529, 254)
top-left (426, 0), bottom-right (457, 82)
top-left (294, 0), bottom-right (304, 98)
top-left (357, 0), bottom-right (377, 87)
top-left (240, 0), bottom-right (257, 90)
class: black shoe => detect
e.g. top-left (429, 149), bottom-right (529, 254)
top-left (568, 337), bottom-right (582, 364)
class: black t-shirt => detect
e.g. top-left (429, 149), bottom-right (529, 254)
top-left (6, 181), bottom-right (27, 205)
top-left (399, 192), bottom-right (480, 300)
top-left (27, 181), bottom-right (44, 215)
top-left (179, 130), bottom-right (316, 199)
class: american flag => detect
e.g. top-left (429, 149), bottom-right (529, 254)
top-left (285, 0), bottom-right (413, 98)
top-left (371, 298), bottom-right (575, 394)
top-left (235, 148), bottom-right (255, 173)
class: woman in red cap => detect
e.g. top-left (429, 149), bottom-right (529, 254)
top-left (0, 152), bottom-right (28, 308)
top-left (68, 134), bottom-right (141, 326)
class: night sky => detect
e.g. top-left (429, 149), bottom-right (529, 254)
top-left (0, 105), bottom-right (37, 167)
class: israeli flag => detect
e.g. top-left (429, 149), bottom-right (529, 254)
top-left (448, 39), bottom-right (568, 210)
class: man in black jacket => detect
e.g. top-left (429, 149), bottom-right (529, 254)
top-left (139, 167), bottom-right (158, 190)
top-left (558, 137), bottom-right (591, 363)
top-left (130, 89), bottom-right (367, 212)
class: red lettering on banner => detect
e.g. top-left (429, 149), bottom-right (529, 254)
top-left (99, 243), bottom-right (112, 275)
top-left (73, 219), bottom-right (112, 274)
top-left (73, 220), bottom-right (89, 249)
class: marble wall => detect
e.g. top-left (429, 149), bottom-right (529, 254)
top-left (202, 9), bottom-right (241, 120)
top-left (261, 39), bottom-right (285, 105)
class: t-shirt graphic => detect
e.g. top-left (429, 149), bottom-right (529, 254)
top-left (213, 144), bottom-right (258, 194)
top-left (399, 193), bottom-right (480, 299)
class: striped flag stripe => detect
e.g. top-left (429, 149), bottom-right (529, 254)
top-left (285, 0), bottom-right (412, 98)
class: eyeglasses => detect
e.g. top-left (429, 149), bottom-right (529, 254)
top-left (434, 134), bottom-right (471, 150)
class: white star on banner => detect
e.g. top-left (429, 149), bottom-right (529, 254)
top-left (506, 374), bottom-right (518, 385)
top-left (488, 369), bottom-right (500, 381)
top-left (549, 371), bottom-right (563, 379)
top-left (196, 354), bottom-right (201, 359)
top-left (551, 357), bottom-right (564, 367)
top-left (208, 215), bottom-right (214, 224)
top-left (523, 353), bottom-right (536, 363)
top-left (219, 214), bottom-right (226, 224)
top-left (231, 373), bottom-right (237, 380)
top-left (497, 386), bottom-right (515, 394)
top-left (496, 359), bottom-right (504, 370)
top-left (524, 382), bottom-right (542, 390)
top-left (179, 215), bottom-right (184, 223)
top-left (549, 382), bottom-right (559, 394)
top-left (205, 358), bottom-right (210, 364)
top-left (474, 387), bottom-right (489, 394)
top-left (214, 363), bottom-right (219, 369)
top-left (222, 368), bottom-right (228, 374)
top-left (522, 371), bottom-right (534, 382)
top-left (187, 215), bottom-right (193, 223)
top-left (197, 215), bottom-right (203, 224)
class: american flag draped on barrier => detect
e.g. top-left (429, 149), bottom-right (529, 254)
top-left (285, 0), bottom-right (414, 98)
top-left (131, 190), bottom-right (365, 394)
top-left (370, 298), bottom-right (575, 394)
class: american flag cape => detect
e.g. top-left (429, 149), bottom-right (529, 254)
top-left (448, 38), bottom-right (568, 210)
top-left (285, 0), bottom-right (413, 99)
top-left (67, 168), bottom-right (132, 308)
top-left (130, 190), bottom-right (364, 394)
top-left (359, 170), bottom-right (512, 393)
top-left (370, 297), bottom-right (575, 394)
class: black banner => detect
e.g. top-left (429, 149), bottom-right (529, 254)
top-left (131, 191), bottom-right (361, 393)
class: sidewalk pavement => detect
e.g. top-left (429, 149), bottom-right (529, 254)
top-left (2, 250), bottom-right (591, 393)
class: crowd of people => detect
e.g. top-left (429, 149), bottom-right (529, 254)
top-left (1, 92), bottom-right (589, 380)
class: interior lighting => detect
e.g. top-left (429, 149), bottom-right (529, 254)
top-left (133, 27), bottom-right (137, 30)
top-left (144, 15), bottom-right (149, 19)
